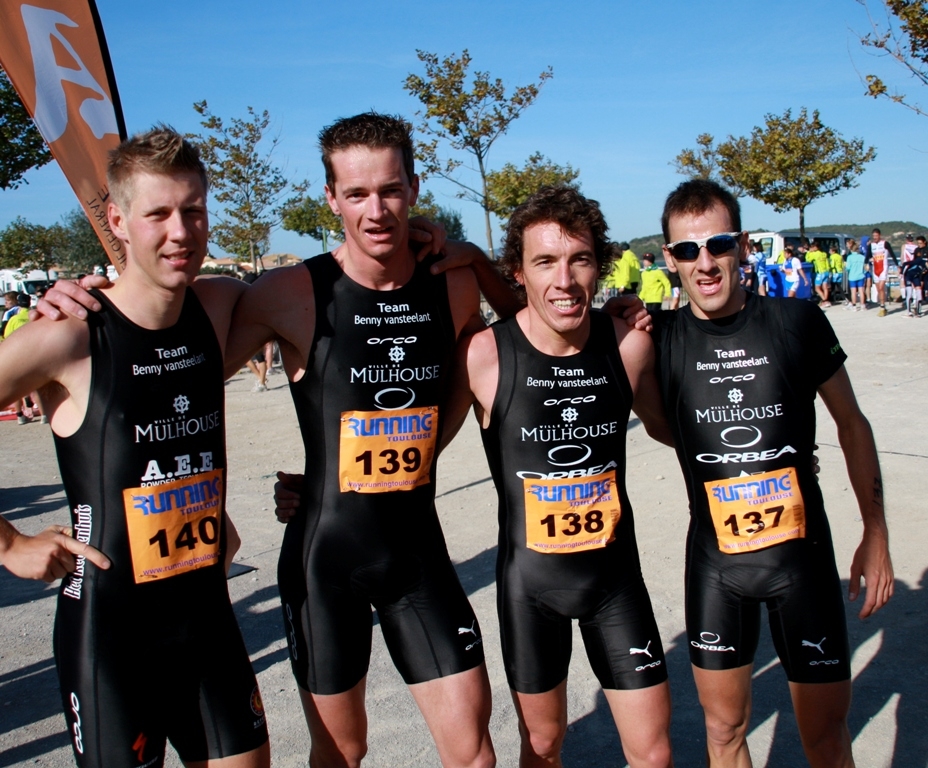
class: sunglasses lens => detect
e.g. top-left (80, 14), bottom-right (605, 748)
top-left (670, 242), bottom-right (701, 261)
top-left (706, 235), bottom-right (738, 255)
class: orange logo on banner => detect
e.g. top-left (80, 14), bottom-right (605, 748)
top-left (0, 0), bottom-right (126, 270)
top-left (338, 406), bottom-right (437, 493)
top-left (522, 470), bottom-right (620, 554)
top-left (122, 469), bottom-right (224, 583)
top-left (704, 467), bottom-right (806, 554)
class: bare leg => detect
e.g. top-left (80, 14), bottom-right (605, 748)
top-left (409, 665), bottom-right (495, 768)
top-left (691, 664), bottom-right (754, 768)
top-left (510, 680), bottom-right (568, 767)
top-left (604, 682), bottom-right (674, 768)
top-left (185, 742), bottom-right (270, 768)
top-left (789, 680), bottom-right (855, 768)
top-left (299, 679), bottom-right (369, 768)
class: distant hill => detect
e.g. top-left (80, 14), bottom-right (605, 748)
top-left (625, 221), bottom-right (927, 265)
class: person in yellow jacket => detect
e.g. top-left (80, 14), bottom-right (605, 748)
top-left (639, 253), bottom-right (672, 312)
top-left (808, 240), bottom-right (832, 307)
top-left (619, 242), bottom-right (641, 294)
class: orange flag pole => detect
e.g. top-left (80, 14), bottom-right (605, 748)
top-left (0, 0), bottom-right (127, 271)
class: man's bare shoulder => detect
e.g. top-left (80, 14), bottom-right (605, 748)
top-left (191, 274), bottom-right (247, 312)
top-left (462, 323), bottom-right (498, 369)
top-left (0, 313), bottom-right (90, 386)
top-left (611, 315), bottom-right (653, 370)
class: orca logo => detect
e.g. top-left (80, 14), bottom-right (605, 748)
top-left (543, 395), bottom-right (596, 406)
top-left (546, 444), bottom-right (592, 467)
top-left (373, 387), bottom-right (416, 410)
top-left (367, 336), bottom-right (417, 345)
top-left (720, 425), bottom-right (762, 448)
top-left (709, 374), bottom-right (755, 384)
top-left (70, 692), bottom-right (84, 754)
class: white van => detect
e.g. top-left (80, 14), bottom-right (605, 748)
top-left (0, 269), bottom-right (54, 301)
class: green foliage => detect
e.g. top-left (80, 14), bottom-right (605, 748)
top-left (0, 217), bottom-right (63, 278)
top-left (404, 49), bottom-right (554, 257)
top-left (486, 153), bottom-right (580, 219)
top-left (411, 190), bottom-right (466, 239)
top-left (671, 133), bottom-right (725, 183)
top-left (716, 108), bottom-right (876, 237)
top-left (0, 65), bottom-right (52, 190)
top-left (189, 101), bottom-right (304, 270)
top-left (858, 0), bottom-right (928, 117)
top-left (55, 209), bottom-right (108, 276)
top-left (281, 192), bottom-right (343, 250)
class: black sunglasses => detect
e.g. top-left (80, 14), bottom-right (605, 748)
top-left (665, 232), bottom-right (742, 261)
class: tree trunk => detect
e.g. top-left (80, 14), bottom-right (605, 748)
top-left (476, 154), bottom-right (494, 259)
top-left (798, 207), bottom-right (805, 241)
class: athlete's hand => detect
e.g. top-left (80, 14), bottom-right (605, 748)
top-left (602, 295), bottom-right (652, 332)
top-left (811, 445), bottom-right (820, 477)
top-left (2, 526), bottom-right (110, 582)
top-left (410, 216), bottom-right (447, 259)
top-left (274, 471), bottom-right (304, 523)
top-left (427, 240), bottom-right (488, 275)
top-left (849, 527), bottom-right (894, 619)
top-left (31, 276), bottom-right (107, 322)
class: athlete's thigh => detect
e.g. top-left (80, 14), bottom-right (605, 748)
top-left (498, 570), bottom-right (573, 694)
top-left (377, 554), bottom-right (485, 686)
top-left (767, 553), bottom-right (849, 684)
top-left (578, 578), bottom-right (668, 690)
top-left (685, 555), bottom-right (762, 670)
top-left (55, 606), bottom-right (168, 768)
top-left (168, 601), bottom-right (269, 763)
top-left (278, 525), bottom-right (374, 695)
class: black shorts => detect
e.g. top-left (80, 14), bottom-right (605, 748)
top-left (54, 587), bottom-right (268, 767)
top-left (278, 521), bottom-right (485, 695)
top-left (498, 570), bottom-right (668, 694)
top-left (685, 534), bottom-right (850, 683)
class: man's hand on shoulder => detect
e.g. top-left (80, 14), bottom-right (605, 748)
top-left (410, 216), bottom-right (447, 258)
top-left (32, 275), bottom-right (108, 321)
top-left (602, 295), bottom-right (652, 332)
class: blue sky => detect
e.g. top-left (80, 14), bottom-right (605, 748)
top-left (2, 0), bottom-right (925, 259)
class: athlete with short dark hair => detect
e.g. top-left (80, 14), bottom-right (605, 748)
top-left (655, 179), bottom-right (893, 767)
top-left (0, 126), bottom-right (270, 768)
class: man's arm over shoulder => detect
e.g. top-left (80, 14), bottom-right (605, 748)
top-left (612, 318), bottom-right (673, 446)
top-left (445, 263), bottom-right (486, 339)
top-left (0, 316), bottom-right (88, 409)
top-left (224, 264), bottom-right (315, 379)
top-left (440, 325), bottom-right (498, 452)
top-left (191, 275), bottom-right (247, 357)
top-left (434, 240), bottom-right (525, 320)
top-left (818, 366), bottom-right (893, 619)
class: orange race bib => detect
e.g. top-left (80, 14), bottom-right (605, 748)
top-left (339, 407), bottom-right (438, 493)
top-left (705, 467), bottom-right (805, 554)
top-left (523, 470), bottom-right (620, 554)
top-left (122, 469), bottom-right (224, 583)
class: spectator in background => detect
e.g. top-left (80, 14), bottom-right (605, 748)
top-left (617, 242), bottom-right (641, 295)
top-left (830, 244), bottom-right (845, 295)
top-left (751, 241), bottom-right (768, 296)
top-left (783, 246), bottom-right (808, 298)
top-left (808, 240), bottom-right (832, 307)
top-left (3, 294), bottom-right (31, 339)
top-left (638, 252), bottom-right (671, 313)
top-left (902, 237), bottom-right (926, 317)
top-left (845, 240), bottom-right (866, 311)
top-left (1, 292), bottom-right (21, 336)
top-left (866, 228), bottom-right (897, 316)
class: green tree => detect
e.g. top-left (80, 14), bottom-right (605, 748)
top-left (56, 209), bottom-right (108, 276)
top-left (486, 153), bottom-right (579, 220)
top-left (281, 191), bottom-right (343, 251)
top-left (411, 190), bottom-right (466, 239)
top-left (857, 0), bottom-right (928, 117)
top-left (189, 101), bottom-right (303, 271)
top-left (670, 133), bottom-right (743, 194)
top-left (1, 65), bottom-right (52, 190)
top-left (404, 49), bottom-right (553, 257)
top-left (0, 217), bottom-right (63, 280)
top-left (716, 108), bottom-right (876, 237)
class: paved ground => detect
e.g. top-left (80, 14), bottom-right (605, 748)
top-left (1, 299), bottom-right (926, 767)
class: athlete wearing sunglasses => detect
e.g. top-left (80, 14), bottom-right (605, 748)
top-left (663, 232), bottom-right (743, 262)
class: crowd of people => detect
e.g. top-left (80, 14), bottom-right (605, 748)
top-left (0, 116), bottom-right (894, 768)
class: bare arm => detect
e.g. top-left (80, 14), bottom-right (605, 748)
top-left (0, 517), bottom-right (110, 582)
top-left (613, 320), bottom-right (673, 446)
top-left (818, 366), bottom-right (893, 618)
top-left (431, 241), bottom-right (525, 320)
